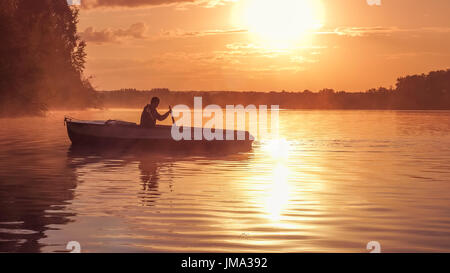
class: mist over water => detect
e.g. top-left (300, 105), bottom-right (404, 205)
top-left (0, 109), bottom-right (449, 252)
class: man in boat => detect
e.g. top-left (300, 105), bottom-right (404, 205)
top-left (140, 97), bottom-right (172, 128)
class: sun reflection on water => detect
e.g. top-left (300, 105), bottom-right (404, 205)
top-left (263, 138), bottom-right (291, 160)
top-left (260, 139), bottom-right (292, 222)
top-left (264, 163), bottom-right (290, 222)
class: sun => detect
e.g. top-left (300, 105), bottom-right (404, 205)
top-left (236, 0), bottom-right (325, 49)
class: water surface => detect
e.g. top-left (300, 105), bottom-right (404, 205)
top-left (0, 110), bottom-right (449, 252)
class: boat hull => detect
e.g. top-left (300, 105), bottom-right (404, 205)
top-left (66, 120), bottom-right (253, 152)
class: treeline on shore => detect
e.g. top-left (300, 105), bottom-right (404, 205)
top-left (100, 69), bottom-right (450, 110)
top-left (0, 1), bottom-right (98, 117)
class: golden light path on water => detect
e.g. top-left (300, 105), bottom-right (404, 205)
top-left (231, 137), bottom-right (328, 249)
top-left (261, 139), bottom-right (292, 222)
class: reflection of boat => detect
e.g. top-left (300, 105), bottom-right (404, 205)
top-left (67, 145), bottom-right (251, 209)
top-left (65, 117), bottom-right (253, 152)
top-left (67, 146), bottom-right (169, 207)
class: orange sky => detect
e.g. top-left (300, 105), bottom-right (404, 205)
top-left (77, 0), bottom-right (450, 91)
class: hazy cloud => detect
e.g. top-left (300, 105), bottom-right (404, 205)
top-left (80, 23), bottom-right (148, 44)
top-left (384, 51), bottom-right (450, 60)
top-left (160, 28), bottom-right (247, 38)
top-left (318, 26), bottom-right (450, 37)
top-left (81, 0), bottom-right (233, 9)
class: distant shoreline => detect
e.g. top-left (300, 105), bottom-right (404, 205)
top-left (97, 69), bottom-right (450, 111)
top-left (1, 69), bottom-right (449, 118)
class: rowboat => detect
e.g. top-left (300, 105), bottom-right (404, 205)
top-left (64, 117), bottom-right (254, 152)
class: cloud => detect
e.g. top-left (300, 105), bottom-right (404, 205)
top-left (209, 43), bottom-right (322, 69)
top-left (318, 26), bottom-right (450, 37)
top-left (79, 23), bottom-right (148, 44)
top-left (318, 26), bottom-right (400, 37)
top-left (384, 51), bottom-right (450, 60)
top-left (159, 28), bottom-right (247, 38)
top-left (81, 0), bottom-right (234, 9)
top-left (82, 0), bottom-right (193, 8)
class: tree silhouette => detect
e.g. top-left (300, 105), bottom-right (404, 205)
top-left (99, 69), bottom-right (450, 110)
top-left (0, 0), bottom-right (97, 117)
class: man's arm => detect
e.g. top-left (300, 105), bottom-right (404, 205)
top-left (151, 108), bottom-right (171, 121)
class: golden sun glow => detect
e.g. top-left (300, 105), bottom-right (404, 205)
top-left (238, 0), bottom-right (325, 49)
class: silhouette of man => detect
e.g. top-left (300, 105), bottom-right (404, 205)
top-left (140, 97), bottom-right (171, 128)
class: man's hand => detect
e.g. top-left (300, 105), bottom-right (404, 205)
top-left (168, 105), bottom-right (175, 125)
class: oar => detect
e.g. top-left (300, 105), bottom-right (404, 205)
top-left (169, 105), bottom-right (175, 125)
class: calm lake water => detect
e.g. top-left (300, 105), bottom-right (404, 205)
top-left (0, 109), bottom-right (449, 253)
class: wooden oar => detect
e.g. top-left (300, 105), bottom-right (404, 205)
top-left (169, 105), bottom-right (175, 125)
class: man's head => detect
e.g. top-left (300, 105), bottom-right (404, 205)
top-left (150, 97), bottom-right (160, 107)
